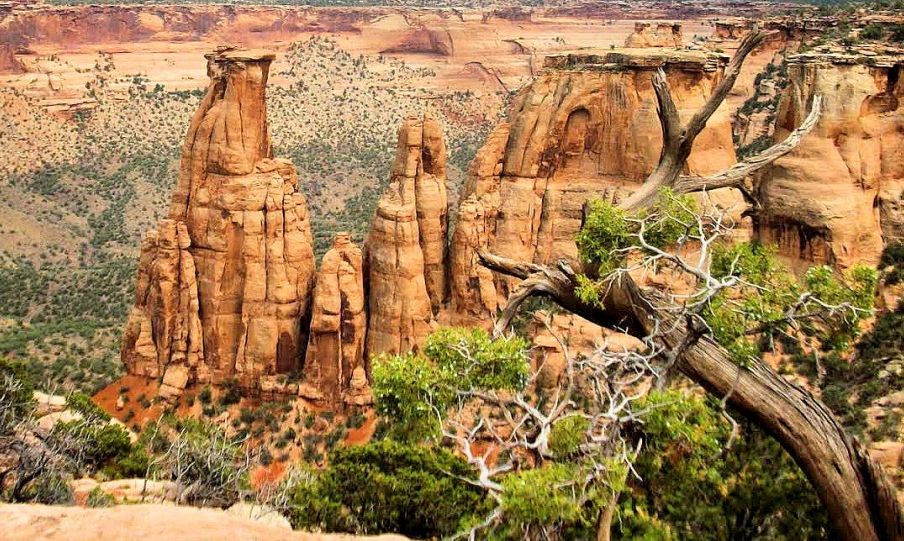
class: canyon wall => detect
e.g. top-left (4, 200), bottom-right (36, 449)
top-left (121, 48), bottom-right (316, 397)
top-left (758, 54), bottom-right (904, 267)
top-left (118, 42), bottom-right (904, 407)
top-left (624, 22), bottom-right (683, 48)
top-left (448, 50), bottom-right (738, 326)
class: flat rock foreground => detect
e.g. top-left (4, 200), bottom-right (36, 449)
top-left (0, 503), bottom-right (409, 541)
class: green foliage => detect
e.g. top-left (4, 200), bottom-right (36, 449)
top-left (639, 190), bottom-right (698, 249)
top-left (373, 327), bottom-right (529, 441)
top-left (880, 241), bottom-right (904, 285)
top-left (423, 327), bottom-right (530, 392)
top-left (21, 473), bottom-right (74, 505)
top-left (575, 189), bottom-right (697, 306)
top-left (54, 420), bottom-right (132, 471)
top-left (493, 457), bottom-right (627, 539)
top-left (860, 23), bottom-right (884, 39)
top-left (616, 390), bottom-right (832, 540)
top-left (67, 392), bottom-right (111, 421)
top-left (372, 352), bottom-right (450, 441)
top-left (86, 486), bottom-right (115, 507)
top-left (576, 198), bottom-right (630, 275)
top-left (811, 299), bottom-right (904, 434)
top-left (150, 416), bottom-right (250, 506)
top-left (107, 445), bottom-right (151, 479)
top-left (500, 464), bottom-right (585, 526)
top-left (548, 415), bottom-right (589, 457)
top-left (705, 242), bottom-right (876, 364)
top-left (288, 440), bottom-right (488, 538)
top-left (220, 379), bottom-right (242, 406)
top-left (0, 358), bottom-right (36, 428)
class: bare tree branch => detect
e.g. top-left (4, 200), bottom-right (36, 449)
top-left (682, 29), bottom-right (769, 148)
top-left (620, 28), bottom-right (771, 213)
top-left (673, 95), bottom-right (823, 196)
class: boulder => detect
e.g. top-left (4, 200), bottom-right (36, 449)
top-left (33, 391), bottom-right (67, 416)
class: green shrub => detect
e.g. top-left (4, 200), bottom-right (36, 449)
top-left (289, 440), bottom-right (488, 538)
top-left (220, 379), bottom-right (241, 406)
top-left (880, 242), bottom-right (904, 285)
top-left (67, 392), bottom-right (110, 421)
top-left (616, 390), bottom-right (832, 540)
top-left (0, 358), bottom-right (35, 431)
top-left (860, 23), bottom-right (883, 40)
top-left (86, 486), bottom-right (115, 507)
top-left (22, 472), bottom-right (73, 505)
top-left (54, 420), bottom-right (132, 471)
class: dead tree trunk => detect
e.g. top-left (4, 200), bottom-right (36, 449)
top-left (476, 25), bottom-right (904, 541)
top-left (480, 251), bottom-right (904, 541)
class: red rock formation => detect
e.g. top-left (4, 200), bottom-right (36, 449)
top-left (121, 220), bottom-right (203, 383)
top-left (380, 25), bottom-right (455, 56)
top-left (758, 53), bottom-right (904, 266)
top-left (301, 233), bottom-right (369, 406)
top-left (624, 22), bottom-right (683, 48)
top-left (448, 50), bottom-right (738, 325)
top-left (121, 48), bottom-right (315, 397)
top-left (364, 115), bottom-right (448, 356)
top-left (0, 43), bottom-right (25, 74)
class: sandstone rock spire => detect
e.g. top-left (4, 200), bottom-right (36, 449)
top-left (301, 232), bottom-right (369, 406)
top-left (121, 48), bottom-right (316, 397)
top-left (364, 114), bottom-right (448, 356)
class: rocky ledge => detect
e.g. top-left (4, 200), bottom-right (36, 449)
top-left (542, 48), bottom-right (728, 72)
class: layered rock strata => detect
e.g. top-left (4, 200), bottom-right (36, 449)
top-left (301, 233), bottom-right (369, 406)
top-left (364, 115), bottom-right (448, 356)
top-left (758, 53), bottom-right (904, 266)
top-left (121, 48), bottom-right (315, 396)
top-left (448, 50), bottom-right (738, 326)
top-left (624, 22), bottom-right (683, 48)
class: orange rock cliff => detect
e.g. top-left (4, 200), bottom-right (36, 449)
top-left (121, 48), bottom-right (316, 400)
top-left (448, 50), bottom-right (739, 327)
top-left (758, 53), bottom-right (904, 266)
top-left (119, 44), bottom-right (903, 406)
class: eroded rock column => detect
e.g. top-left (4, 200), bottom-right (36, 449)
top-left (759, 55), bottom-right (904, 266)
top-left (120, 48), bottom-right (316, 397)
top-left (365, 115), bottom-right (448, 357)
top-left (301, 233), bottom-right (369, 406)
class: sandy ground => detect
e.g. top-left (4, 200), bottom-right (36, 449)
top-left (0, 503), bottom-right (409, 541)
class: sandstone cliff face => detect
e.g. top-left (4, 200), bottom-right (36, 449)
top-left (448, 50), bottom-right (738, 325)
top-left (624, 22), bottom-right (683, 48)
top-left (758, 55), bottom-right (904, 267)
top-left (301, 233), bottom-right (369, 406)
top-left (0, 43), bottom-right (24, 74)
top-left (364, 115), bottom-right (448, 356)
top-left (121, 49), bottom-right (315, 395)
top-left (121, 220), bottom-right (204, 384)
